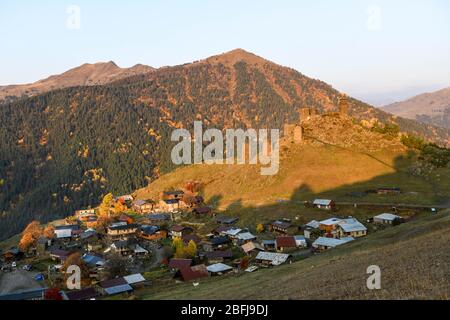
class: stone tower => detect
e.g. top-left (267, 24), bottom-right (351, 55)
top-left (338, 95), bottom-right (350, 115)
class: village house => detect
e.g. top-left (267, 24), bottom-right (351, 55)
top-left (192, 206), bottom-right (212, 216)
top-left (313, 199), bottom-right (336, 210)
top-left (62, 287), bottom-right (100, 301)
top-left (49, 248), bottom-right (71, 262)
top-left (99, 278), bottom-right (133, 296)
top-left (82, 253), bottom-right (105, 268)
top-left (159, 199), bottom-right (180, 212)
top-left (294, 235), bottom-right (307, 248)
top-left (269, 220), bottom-right (292, 234)
top-left (117, 194), bottom-right (134, 203)
top-left (216, 215), bottom-right (239, 225)
top-left (145, 213), bottom-right (171, 224)
top-left (203, 236), bottom-right (230, 251)
top-left (275, 236), bottom-right (297, 252)
top-left (107, 223), bottom-right (139, 240)
top-left (336, 218), bottom-right (367, 238)
top-left (180, 195), bottom-right (204, 208)
top-left (234, 232), bottom-right (257, 245)
top-left (318, 217), bottom-right (342, 236)
top-left (175, 264), bottom-right (209, 282)
top-left (222, 227), bottom-right (243, 238)
top-left (241, 241), bottom-right (265, 255)
top-left (182, 234), bottom-right (202, 245)
top-left (85, 216), bottom-right (98, 229)
top-left (75, 208), bottom-right (96, 220)
top-left (123, 273), bottom-right (147, 289)
top-left (132, 199), bottom-right (154, 214)
top-left (1, 247), bottom-right (23, 262)
top-left (255, 251), bottom-right (290, 266)
top-left (312, 236), bottom-right (354, 251)
top-left (204, 250), bottom-right (233, 263)
top-left (108, 240), bottom-right (132, 256)
top-left (373, 213), bottom-right (402, 224)
top-left (163, 190), bottom-right (185, 200)
top-left (139, 225), bottom-right (168, 241)
top-left (119, 214), bottom-right (134, 225)
top-left (262, 240), bottom-right (276, 251)
top-left (303, 220), bottom-right (320, 239)
top-left (207, 263), bottom-right (233, 276)
top-left (171, 225), bottom-right (193, 238)
top-left (169, 258), bottom-right (193, 272)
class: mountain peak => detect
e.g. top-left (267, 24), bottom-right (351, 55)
top-left (204, 48), bottom-right (270, 67)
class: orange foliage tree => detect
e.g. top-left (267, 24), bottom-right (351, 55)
top-left (43, 225), bottom-right (55, 239)
top-left (19, 221), bottom-right (42, 252)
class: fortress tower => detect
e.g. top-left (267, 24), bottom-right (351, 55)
top-left (338, 95), bottom-right (350, 115)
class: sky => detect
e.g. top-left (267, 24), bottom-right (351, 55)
top-left (1, 0), bottom-right (450, 105)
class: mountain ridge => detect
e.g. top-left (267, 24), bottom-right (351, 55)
top-left (0, 61), bottom-right (155, 102)
top-left (381, 86), bottom-right (450, 129)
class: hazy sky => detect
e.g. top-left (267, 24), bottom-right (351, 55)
top-left (1, 0), bottom-right (450, 105)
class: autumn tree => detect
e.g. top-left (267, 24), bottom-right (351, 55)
top-left (98, 193), bottom-right (114, 217)
top-left (112, 199), bottom-right (127, 215)
top-left (185, 240), bottom-right (197, 258)
top-left (63, 252), bottom-right (90, 287)
top-left (240, 256), bottom-right (249, 270)
top-left (19, 221), bottom-right (42, 252)
top-left (43, 225), bottom-right (55, 239)
top-left (256, 223), bottom-right (265, 233)
top-left (105, 254), bottom-right (128, 279)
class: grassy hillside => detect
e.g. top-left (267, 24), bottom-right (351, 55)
top-left (135, 211), bottom-right (450, 300)
top-left (136, 116), bottom-right (450, 211)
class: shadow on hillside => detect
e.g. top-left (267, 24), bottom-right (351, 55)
top-left (205, 153), bottom-right (448, 227)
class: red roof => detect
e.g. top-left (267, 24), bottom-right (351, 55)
top-left (276, 236), bottom-right (297, 248)
top-left (169, 258), bottom-right (192, 270)
top-left (179, 264), bottom-right (208, 282)
top-left (182, 234), bottom-right (201, 245)
top-left (172, 225), bottom-right (186, 232)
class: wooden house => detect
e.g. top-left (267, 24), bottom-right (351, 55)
top-left (275, 236), bottom-right (297, 252)
top-left (132, 200), bottom-right (154, 214)
top-left (107, 223), bottom-right (139, 240)
top-left (313, 199), bottom-right (336, 210)
top-left (159, 199), bottom-right (180, 212)
top-left (171, 225), bottom-right (192, 238)
top-left (139, 225), bottom-right (168, 241)
top-left (269, 220), bottom-right (292, 234)
top-left (373, 213), bottom-right (402, 225)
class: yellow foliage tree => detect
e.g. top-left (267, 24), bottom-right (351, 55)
top-left (98, 193), bottom-right (114, 217)
top-left (185, 240), bottom-right (197, 258)
top-left (256, 223), bottom-right (265, 233)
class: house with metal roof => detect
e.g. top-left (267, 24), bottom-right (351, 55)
top-left (123, 273), bottom-right (146, 286)
top-left (313, 199), bottom-right (336, 210)
top-left (336, 218), bottom-right (367, 238)
top-left (235, 232), bottom-right (257, 245)
top-left (255, 251), bottom-right (290, 266)
top-left (269, 220), bottom-right (292, 233)
top-left (312, 236), bottom-right (354, 251)
top-left (207, 263), bottom-right (233, 275)
top-left (373, 213), bottom-right (402, 224)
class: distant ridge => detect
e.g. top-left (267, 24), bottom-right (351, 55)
top-left (381, 87), bottom-right (450, 129)
top-left (0, 62), bottom-right (155, 101)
